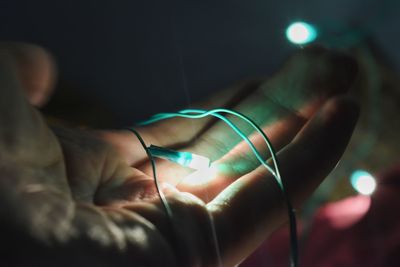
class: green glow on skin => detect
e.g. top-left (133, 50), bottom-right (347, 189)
top-left (181, 164), bottom-right (219, 186)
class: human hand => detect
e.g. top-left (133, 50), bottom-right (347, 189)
top-left (0, 43), bottom-right (358, 267)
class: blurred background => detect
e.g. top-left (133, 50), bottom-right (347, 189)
top-left (0, 0), bottom-right (397, 121)
top-left (1, 0), bottom-right (399, 265)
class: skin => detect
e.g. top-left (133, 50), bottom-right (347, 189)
top-left (0, 43), bottom-right (359, 267)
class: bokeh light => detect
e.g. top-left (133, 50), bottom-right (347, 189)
top-left (286, 21), bottom-right (317, 45)
top-left (350, 170), bottom-right (377, 195)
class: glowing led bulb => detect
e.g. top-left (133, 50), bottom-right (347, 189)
top-left (148, 145), bottom-right (210, 170)
top-left (286, 21), bottom-right (317, 45)
top-left (185, 153), bottom-right (210, 170)
top-left (350, 170), bottom-right (377, 195)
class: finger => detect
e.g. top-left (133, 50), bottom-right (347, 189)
top-left (0, 42), bottom-right (56, 107)
top-left (170, 115), bottom-right (304, 200)
top-left (206, 96), bottom-right (359, 266)
top-left (123, 192), bottom-right (222, 267)
top-left (0, 48), bottom-right (71, 247)
top-left (100, 47), bottom-right (357, 168)
top-left (186, 47), bottom-right (357, 161)
top-left (96, 79), bottom-right (261, 166)
top-left (153, 110), bottom-right (306, 189)
top-left (139, 48), bottom-right (358, 183)
top-left (0, 50), bottom-right (67, 195)
top-left (148, 47), bottom-right (356, 152)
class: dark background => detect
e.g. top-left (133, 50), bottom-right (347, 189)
top-left (0, 0), bottom-right (398, 125)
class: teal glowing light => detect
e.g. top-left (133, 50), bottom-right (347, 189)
top-left (350, 170), bottom-right (377, 195)
top-left (148, 145), bottom-right (210, 170)
top-left (178, 152), bottom-right (210, 170)
top-left (286, 21), bottom-right (317, 45)
top-left (176, 152), bottom-right (193, 167)
top-left (139, 108), bottom-right (298, 266)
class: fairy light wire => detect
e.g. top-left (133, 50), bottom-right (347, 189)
top-left (141, 110), bottom-right (277, 178)
top-left (127, 127), bottom-right (224, 267)
top-left (125, 128), bottom-right (174, 220)
top-left (139, 108), bottom-right (298, 267)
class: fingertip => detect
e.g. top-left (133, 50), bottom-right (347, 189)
top-left (329, 52), bottom-right (358, 89)
top-left (300, 46), bottom-right (359, 81)
top-left (317, 97), bottom-right (360, 151)
top-left (281, 95), bottom-right (360, 203)
top-left (296, 95), bottom-right (360, 138)
top-left (0, 42), bottom-right (57, 107)
top-left (285, 46), bottom-right (359, 96)
top-left (321, 95), bottom-right (360, 123)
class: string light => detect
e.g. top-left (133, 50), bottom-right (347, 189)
top-left (350, 170), bottom-right (377, 195)
top-left (148, 145), bottom-right (210, 170)
top-left (136, 108), bottom-right (299, 267)
top-left (286, 21), bottom-right (317, 45)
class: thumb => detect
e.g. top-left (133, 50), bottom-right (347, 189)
top-left (0, 48), bottom-right (61, 167)
top-left (0, 42), bottom-right (57, 107)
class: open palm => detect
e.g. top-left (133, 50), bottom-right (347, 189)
top-left (0, 44), bottom-right (358, 267)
